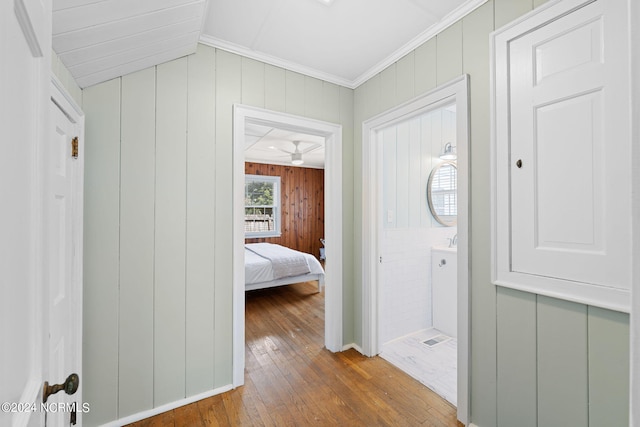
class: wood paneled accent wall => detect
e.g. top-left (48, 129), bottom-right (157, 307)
top-left (245, 162), bottom-right (324, 259)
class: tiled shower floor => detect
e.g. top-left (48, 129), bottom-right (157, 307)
top-left (379, 328), bottom-right (457, 406)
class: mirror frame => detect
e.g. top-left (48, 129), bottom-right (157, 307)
top-left (427, 161), bottom-right (457, 226)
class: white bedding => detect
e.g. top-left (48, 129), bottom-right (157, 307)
top-left (245, 243), bottom-right (324, 288)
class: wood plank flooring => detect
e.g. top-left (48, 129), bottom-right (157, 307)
top-left (126, 282), bottom-right (460, 427)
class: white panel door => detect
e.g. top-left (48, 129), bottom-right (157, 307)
top-left (45, 100), bottom-right (84, 426)
top-left (508, 0), bottom-right (630, 291)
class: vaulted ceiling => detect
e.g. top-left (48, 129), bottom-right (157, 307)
top-left (52, 0), bottom-right (485, 89)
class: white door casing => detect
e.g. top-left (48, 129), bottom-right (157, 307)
top-left (492, 0), bottom-right (631, 312)
top-left (232, 105), bottom-right (343, 387)
top-left (361, 76), bottom-right (471, 425)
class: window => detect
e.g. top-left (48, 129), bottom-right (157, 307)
top-left (245, 175), bottom-right (281, 238)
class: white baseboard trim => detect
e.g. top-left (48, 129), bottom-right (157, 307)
top-left (342, 342), bottom-right (365, 354)
top-left (99, 384), bottom-right (234, 427)
top-left (469, 423), bottom-right (479, 427)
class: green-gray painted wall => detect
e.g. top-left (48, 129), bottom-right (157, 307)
top-left (80, 1), bottom-right (630, 426)
top-left (82, 45), bottom-right (354, 426)
top-left (353, 1), bottom-right (629, 426)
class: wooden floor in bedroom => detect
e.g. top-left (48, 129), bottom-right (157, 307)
top-left (126, 281), bottom-right (461, 427)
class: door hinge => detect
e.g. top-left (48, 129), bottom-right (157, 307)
top-left (71, 136), bottom-right (79, 159)
top-left (379, 256), bottom-right (382, 263)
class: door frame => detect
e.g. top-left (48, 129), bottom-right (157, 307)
top-left (361, 76), bottom-right (470, 424)
top-left (232, 104), bottom-right (343, 386)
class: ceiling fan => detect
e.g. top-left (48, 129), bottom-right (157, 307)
top-left (277, 141), bottom-right (321, 166)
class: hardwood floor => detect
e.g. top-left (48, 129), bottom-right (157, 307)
top-left (126, 282), bottom-right (460, 427)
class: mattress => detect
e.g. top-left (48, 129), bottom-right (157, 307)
top-left (245, 243), bottom-right (324, 285)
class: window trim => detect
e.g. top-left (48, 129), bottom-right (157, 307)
top-left (244, 174), bottom-right (281, 238)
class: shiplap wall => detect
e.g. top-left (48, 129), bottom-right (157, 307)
top-left (82, 44), bottom-right (354, 426)
top-left (353, 1), bottom-right (629, 426)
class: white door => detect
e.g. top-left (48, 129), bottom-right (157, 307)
top-left (507, 0), bottom-right (630, 294)
top-left (44, 94), bottom-right (84, 426)
top-left (0, 1), bottom-right (55, 426)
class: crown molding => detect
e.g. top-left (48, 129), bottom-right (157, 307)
top-left (199, 35), bottom-right (355, 88)
top-left (350, 0), bottom-right (488, 88)
top-left (200, 0), bottom-right (487, 90)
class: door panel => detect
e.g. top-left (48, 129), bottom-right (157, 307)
top-left (508, 0), bottom-right (630, 290)
top-left (47, 103), bottom-right (81, 427)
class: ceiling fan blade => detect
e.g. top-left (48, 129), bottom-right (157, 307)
top-left (301, 143), bottom-right (322, 154)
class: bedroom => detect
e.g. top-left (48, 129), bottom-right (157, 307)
top-left (243, 123), bottom-right (327, 293)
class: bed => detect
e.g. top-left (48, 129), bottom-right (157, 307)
top-left (245, 243), bottom-right (325, 292)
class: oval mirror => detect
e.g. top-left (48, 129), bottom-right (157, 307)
top-left (427, 161), bottom-right (457, 226)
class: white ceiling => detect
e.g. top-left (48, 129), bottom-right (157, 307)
top-left (52, 0), bottom-right (486, 89)
top-left (53, 0), bottom-right (207, 88)
top-left (245, 123), bottom-right (326, 169)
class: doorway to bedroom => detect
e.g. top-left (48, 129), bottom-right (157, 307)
top-left (232, 105), bottom-right (344, 387)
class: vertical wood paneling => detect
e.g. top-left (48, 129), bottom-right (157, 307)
top-left (395, 121), bottom-right (409, 228)
top-left (495, 0), bottom-right (532, 29)
top-left (588, 307), bottom-right (630, 427)
top-left (245, 163), bottom-right (325, 258)
top-left (537, 296), bottom-right (588, 427)
top-left (83, 44), bottom-right (357, 426)
top-left (496, 287), bottom-right (537, 427)
top-left (396, 52), bottom-right (415, 103)
top-left (185, 43), bottom-right (216, 396)
top-left (408, 117), bottom-right (421, 227)
top-left (461, 2), bottom-right (498, 425)
top-left (420, 113), bottom-right (433, 228)
top-left (319, 82), bottom-right (340, 123)
top-left (436, 21), bottom-right (463, 85)
top-left (241, 57), bottom-right (265, 108)
top-left (380, 64), bottom-right (397, 113)
top-left (339, 85), bottom-right (356, 345)
top-left (82, 79), bottom-right (121, 426)
top-left (119, 67), bottom-right (155, 416)
top-left (214, 49), bottom-right (241, 386)
top-left (304, 76), bottom-right (324, 120)
top-left (285, 70), bottom-right (305, 116)
top-left (415, 38), bottom-right (437, 96)
top-left (265, 64), bottom-right (286, 112)
top-left (154, 57), bottom-right (188, 406)
top-left (382, 127), bottom-right (397, 229)
top-left (321, 82), bottom-right (340, 124)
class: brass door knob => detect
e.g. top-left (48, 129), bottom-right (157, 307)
top-left (43, 373), bottom-right (79, 403)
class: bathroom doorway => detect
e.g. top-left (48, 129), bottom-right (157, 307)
top-left (361, 76), bottom-right (470, 424)
top-left (376, 102), bottom-right (459, 406)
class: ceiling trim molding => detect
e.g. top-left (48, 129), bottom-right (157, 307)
top-left (200, 0), bottom-right (487, 90)
top-left (351, 0), bottom-right (488, 88)
top-left (199, 35), bottom-right (354, 88)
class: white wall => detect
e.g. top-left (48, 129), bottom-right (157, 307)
top-left (379, 109), bottom-right (457, 343)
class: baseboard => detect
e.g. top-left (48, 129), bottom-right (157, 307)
top-left (342, 342), bottom-right (365, 354)
top-left (99, 384), bottom-right (234, 427)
